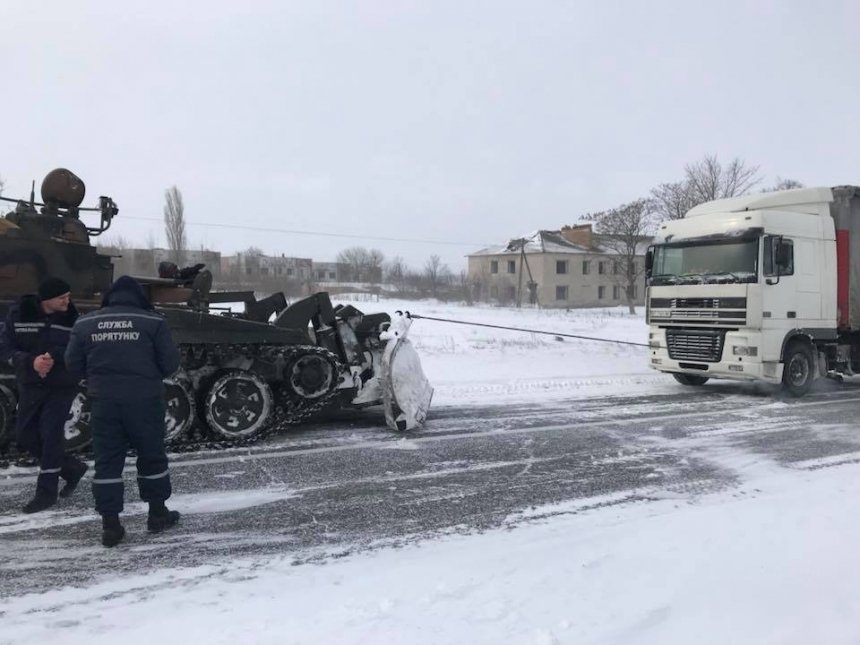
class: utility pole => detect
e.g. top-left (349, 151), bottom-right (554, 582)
top-left (510, 238), bottom-right (539, 308)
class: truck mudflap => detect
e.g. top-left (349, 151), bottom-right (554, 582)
top-left (380, 313), bottom-right (433, 431)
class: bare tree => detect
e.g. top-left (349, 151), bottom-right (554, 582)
top-left (651, 155), bottom-right (762, 221)
top-left (385, 256), bottom-right (408, 292)
top-left (685, 154), bottom-right (761, 203)
top-left (424, 254), bottom-right (450, 299)
top-left (367, 248), bottom-right (385, 285)
top-left (337, 247), bottom-right (368, 282)
top-left (650, 181), bottom-right (696, 222)
top-left (764, 177), bottom-right (804, 192)
top-left (336, 246), bottom-right (385, 283)
top-left (585, 199), bottom-right (656, 314)
top-left (458, 270), bottom-right (474, 305)
top-left (163, 186), bottom-right (187, 264)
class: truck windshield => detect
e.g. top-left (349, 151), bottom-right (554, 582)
top-left (649, 239), bottom-right (759, 286)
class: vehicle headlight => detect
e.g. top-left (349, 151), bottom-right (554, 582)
top-left (732, 346), bottom-right (758, 357)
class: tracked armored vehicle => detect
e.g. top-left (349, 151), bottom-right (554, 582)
top-left (0, 169), bottom-right (432, 455)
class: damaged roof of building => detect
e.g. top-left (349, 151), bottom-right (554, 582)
top-left (469, 229), bottom-right (601, 257)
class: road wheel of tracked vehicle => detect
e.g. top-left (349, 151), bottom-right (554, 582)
top-left (164, 378), bottom-right (196, 445)
top-left (286, 350), bottom-right (338, 400)
top-left (782, 341), bottom-right (814, 397)
top-left (204, 371), bottom-right (274, 440)
top-left (0, 384), bottom-right (17, 452)
top-left (64, 385), bottom-right (92, 453)
top-left (672, 373), bottom-right (710, 387)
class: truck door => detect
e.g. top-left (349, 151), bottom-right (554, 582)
top-left (792, 238), bottom-right (822, 320)
top-left (762, 236), bottom-right (797, 324)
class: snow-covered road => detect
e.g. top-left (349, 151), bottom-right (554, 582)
top-left (2, 302), bottom-right (859, 644)
top-left (3, 384), bottom-right (860, 596)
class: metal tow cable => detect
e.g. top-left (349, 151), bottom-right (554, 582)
top-left (399, 312), bottom-right (649, 348)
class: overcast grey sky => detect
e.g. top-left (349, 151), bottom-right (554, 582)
top-left (3, 1), bottom-right (859, 272)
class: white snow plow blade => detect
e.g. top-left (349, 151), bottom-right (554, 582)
top-left (380, 315), bottom-right (433, 431)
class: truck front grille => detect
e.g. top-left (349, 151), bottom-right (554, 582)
top-left (648, 297), bottom-right (746, 326)
top-left (666, 329), bottom-right (725, 362)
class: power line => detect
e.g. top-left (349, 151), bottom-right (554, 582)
top-left (122, 215), bottom-right (490, 248)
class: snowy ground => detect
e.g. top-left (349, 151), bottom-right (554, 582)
top-left (2, 300), bottom-right (859, 645)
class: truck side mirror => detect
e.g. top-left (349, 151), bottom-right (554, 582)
top-left (645, 248), bottom-right (654, 279)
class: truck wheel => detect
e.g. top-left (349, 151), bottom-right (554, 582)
top-left (672, 373), bottom-right (709, 386)
top-left (782, 342), bottom-right (814, 397)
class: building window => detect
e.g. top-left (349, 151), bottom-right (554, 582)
top-left (260, 267), bottom-right (269, 276)
top-left (613, 285), bottom-right (620, 299)
top-left (287, 268), bottom-right (294, 277)
top-left (632, 285), bottom-right (638, 299)
top-left (490, 260), bottom-right (499, 274)
top-left (613, 261), bottom-right (620, 275)
top-left (507, 260), bottom-right (516, 274)
top-left (598, 286), bottom-right (605, 299)
top-left (505, 286), bottom-right (516, 300)
top-left (582, 260), bottom-right (590, 275)
top-left (277, 267), bottom-right (283, 275)
top-left (490, 286), bottom-right (499, 298)
top-left (245, 267), bottom-right (253, 276)
top-left (555, 285), bottom-right (568, 301)
top-left (598, 261), bottom-right (606, 275)
top-left (329, 271), bottom-right (336, 279)
top-left (317, 270), bottom-right (325, 279)
top-left (556, 260), bottom-right (568, 274)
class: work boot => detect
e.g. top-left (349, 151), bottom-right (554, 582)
top-left (147, 502), bottom-right (180, 533)
top-left (59, 462), bottom-right (89, 499)
top-left (101, 514), bottom-right (126, 548)
top-left (22, 492), bottom-right (57, 514)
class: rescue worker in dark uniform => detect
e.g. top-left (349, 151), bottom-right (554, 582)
top-left (65, 275), bottom-right (181, 547)
top-left (0, 277), bottom-right (88, 513)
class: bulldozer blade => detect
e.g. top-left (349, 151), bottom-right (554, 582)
top-left (380, 315), bottom-right (433, 431)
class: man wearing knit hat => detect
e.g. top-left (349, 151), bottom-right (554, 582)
top-left (0, 276), bottom-right (88, 512)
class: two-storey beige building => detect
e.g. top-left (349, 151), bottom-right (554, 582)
top-left (467, 224), bottom-right (649, 308)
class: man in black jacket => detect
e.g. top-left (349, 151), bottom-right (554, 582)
top-left (65, 275), bottom-right (181, 547)
top-left (0, 277), bottom-right (88, 513)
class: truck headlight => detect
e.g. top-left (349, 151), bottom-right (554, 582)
top-left (732, 346), bottom-right (758, 357)
top-left (649, 340), bottom-right (661, 349)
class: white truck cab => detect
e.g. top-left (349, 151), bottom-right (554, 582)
top-left (645, 187), bottom-right (860, 395)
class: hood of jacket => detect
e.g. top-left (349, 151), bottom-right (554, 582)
top-left (101, 275), bottom-right (153, 310)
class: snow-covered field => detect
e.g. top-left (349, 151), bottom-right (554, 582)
top-left (398, 300), bottom-right (662, 407)
top-left (2, 300), bottom-right (858, 645)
